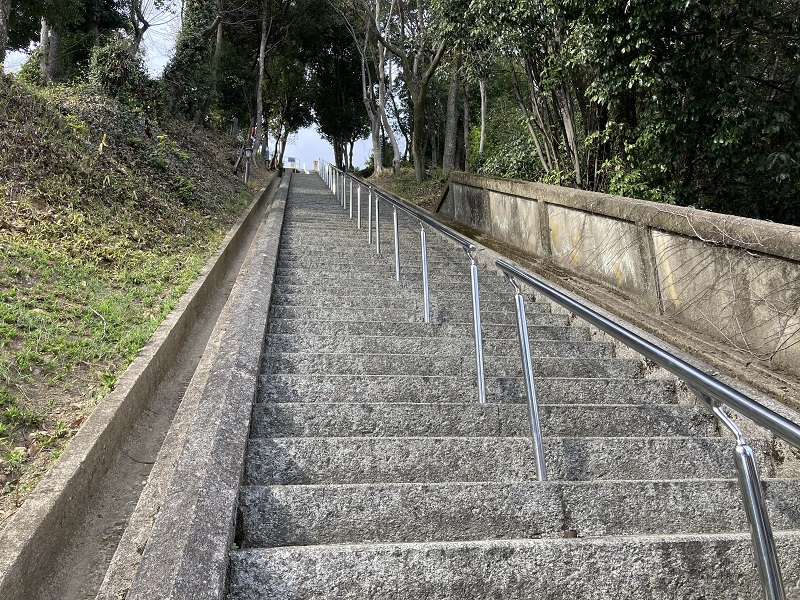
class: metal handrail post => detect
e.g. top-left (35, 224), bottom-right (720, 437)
top-left (349, 177), bottom-right (353, 219)
top-left (495, 259), bottom-right (800, 448)
top-left (368, 188), bottom-right (373, 244)
top-left (375, 192), bottom-right (381, 254)
top-left (506, 274), bottom-right (548, 480)
top-left (420, 223), bottom-right (430, 323)
top-left (357, 185), bottom-right (362, 229)
top-left (375, 194), bottom-right (381, 255)
top-left (691, 387), bottom-right (787, 600)
top-left (466, 248), bottom-right (486, 404)
top-left (393, 206), bottom-right (401, 281)
top-left (735, 441), bottom-right (786, 600)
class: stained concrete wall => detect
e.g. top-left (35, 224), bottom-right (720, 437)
top-left (439, 172), bottom-right (800, 375)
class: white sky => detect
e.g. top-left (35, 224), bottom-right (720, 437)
top-left (3, 12), bottom-right (372, 170)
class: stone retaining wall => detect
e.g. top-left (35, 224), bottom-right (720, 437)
top-left (439, 172), bottom-right (800, 375)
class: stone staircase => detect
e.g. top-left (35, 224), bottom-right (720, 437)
top-left (226, 174), bottom-right (800, 599)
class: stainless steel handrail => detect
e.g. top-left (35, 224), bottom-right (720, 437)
top-left (496, 257), bottom-right (798, 600)
top-left (495, 260), bottom-right (800, 448)
top-left (320, 161), bottom-right (486, 404)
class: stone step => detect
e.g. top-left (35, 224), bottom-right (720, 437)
top-left (271, 272), bottom-right (509, 289)
top-left (249, 403), bottom-right (716, 438)
top-left (271, 259), bottom-right (505, 275)
top-left (267, 316), bottom-right (583, 339)
top-left (258, 374), bottom-right (676, 405)
top-left (226, 534), bottom-right (800, 600)
top-left (264, 334), bottom-right (613, 358)
top-left (269, 289), bottom-right (529, 307)
top-left (266, 315), bottom-right (573, 334)
top-left (277, 237), bottom-right (456, 253)
top-left (275, 256), bottom-right (468, 269)
top-left (276, 248), bottom-right (466, 263)
top-left (273, 263), bottom-right (482, 277)
top-left (270, 283), bottom-right (528, 303)
top-left (243, 436), bottom-right (761, 485)
top-left (262, 353), bottom-right (644, 379)
top-left (277, 242), bottom-right (464, 258)
top-left (267, 306), bottom-right (546, 324)
top-left (236, 479), bottom-right (800, 548)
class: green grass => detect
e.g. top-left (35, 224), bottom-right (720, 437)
top-left (0, 74), bottom-right (252, 500)
top-left (369, 167), bottom-right (449, 212)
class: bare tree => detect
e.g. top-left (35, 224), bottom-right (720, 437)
top-left (0, 0), bottom-right (10, 68)
top-left (367, 0), bottom-right (447, 181)
top-left (442, 51), bottom-right (461, 172)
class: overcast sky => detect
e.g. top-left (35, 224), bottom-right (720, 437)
top-left (5, 17), bottom-right (372, 170)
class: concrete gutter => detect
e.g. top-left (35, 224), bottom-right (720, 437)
top-left (0, 174), bottom-right (278, 597)
top-left (122, 172), bottom-right (291, 599)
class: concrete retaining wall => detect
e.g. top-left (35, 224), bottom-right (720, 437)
top-left (439, 172), bottom-right (800, 375)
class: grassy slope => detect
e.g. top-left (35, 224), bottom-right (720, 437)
top-left (368, 167), bottom-right (448, 212)
top-left (0, 74), bottom-right (253, 520)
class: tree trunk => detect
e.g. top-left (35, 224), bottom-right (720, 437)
top-left (556, 83), bottom-right (582, 185)
top-left (0, 0), bottom-right (9, 67)
top-left (478, 78), bottom-right (487, 156)
top-left (429, 120), bottom-right (438, 169)
top-left (130, 3), bottom-right (149, 57)
top-left (411, 91), bottom-right (427, 182)
top-left (254, 8), bottom-right (269, 155)
top-left (364, 53), bottom-right (381, 173)
top-left (46, 28), bottom-right (61, 82)
top-left (370, 114), bottom-right (381, 172)
top-left (377, 45), bottom-right (400, 175)
top-left (210, 19), bottom-right (223, 103)
top-left (442, 53), bottom-right (462, 172)
top-left (278, 131), bottom-right (288, 166)
top-left (463, 79), bottom-right (470, 172)
top-left (271, 122), bottom-right (283, 170)
top-left (39, 19), bottom-right (49, 79)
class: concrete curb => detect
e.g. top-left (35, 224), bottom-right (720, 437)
top-left (0, 174), bottom-right (277, 597)
top-left (124, 172), bottom-right (292, 599)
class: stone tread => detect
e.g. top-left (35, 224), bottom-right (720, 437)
top-left (243, 436), bottom-right (767, 484)
top-left (263, 334), bottom-right (613, 358)
top-left (258, 374), bottom-right (677, 405)
top-left (236, 479), bottom-right (800, 547)
top-left (227, 534), bottom-right (800, 600)
top-left (261, 352), bottom-right (644, 379)
top-left (266, 318), bottom-right (584, 338)
top-left (249, 402), bottom-right (716, 438)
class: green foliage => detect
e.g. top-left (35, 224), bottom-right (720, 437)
top-left (468, 100), bottom-right (544, 182)
top-left (88, 34), bottom-right (148, 102)
top-left (565, 0), bottom-right (800, 220)
top-left (309, 6), bottom-right (370, 167)
top-left (163, 0), bottom-right (219, 121)
top-left (9, 0), bottom-right (128, 82)
top-left (433, 0), bottom-right (800, 223)
top-left (0, 72), bottom-right (251, 498)
top-left (16, 51), bottom-right (44, 86)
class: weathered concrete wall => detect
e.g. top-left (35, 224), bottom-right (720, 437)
top-left (439, 172), bottom-right (800, 375)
